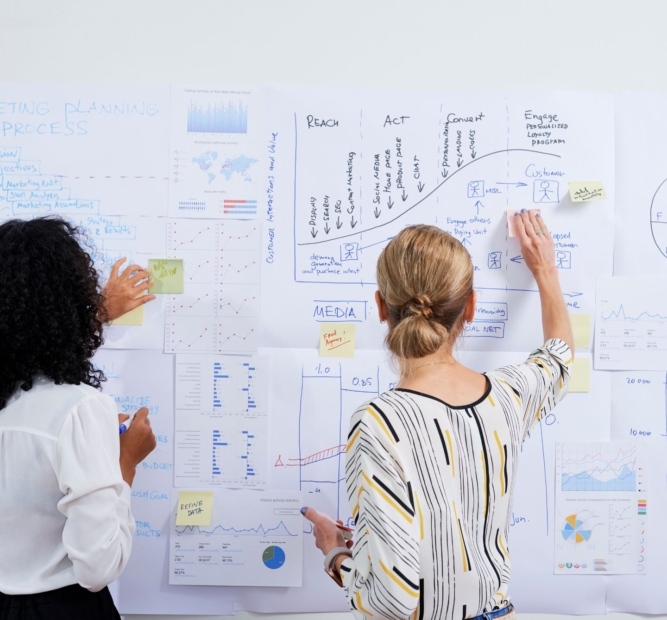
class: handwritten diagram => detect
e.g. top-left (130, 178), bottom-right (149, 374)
top-left (261, 89), bottom-right (615, 352)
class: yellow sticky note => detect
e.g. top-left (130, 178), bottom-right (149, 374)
top-left (568, 181), bottom-right (606, 202)
top-left (109, 293), bottom-right (146, 326)
top-left (176, 491), bottom-right (213, 526)
top-left (569, 357), bottom-right (591, 393)
top-left (148, 259), bottom-right (184, 294)
top-left (570, 314), bottom-right (591, 349)
top-left (319, 323), bottom-right (355, 358)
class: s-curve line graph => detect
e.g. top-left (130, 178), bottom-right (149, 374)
top-left (595, 276), bottom-right (667, 370)
top-left (174, 355), bottom-right (268, 489)
top-left (169, 489), bottom-right (303, 587)
top-left (555, 442), bottom-right (648, 575)
top-left (165, 219), bottom-right (261, 354)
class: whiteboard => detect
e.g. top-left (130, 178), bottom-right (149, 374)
top-left (3, 1), bottom-right (667, 619)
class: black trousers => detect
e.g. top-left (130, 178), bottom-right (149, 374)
top-left (0, 584), bottom-right (120, 620)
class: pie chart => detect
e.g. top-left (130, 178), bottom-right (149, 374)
top-left (262, 545), bottom-right (286, 570)
top-left (562, 514), bottom-right (593, 544)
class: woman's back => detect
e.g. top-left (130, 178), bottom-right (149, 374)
top-left (0, 378), bottom-right (134, 594)
top-left (344, 339), bottom-right (571, 620)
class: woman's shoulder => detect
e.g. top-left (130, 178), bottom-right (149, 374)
top-left (1, 378), bottom-right (112, 439)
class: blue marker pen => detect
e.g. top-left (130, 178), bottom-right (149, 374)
top-left (119, 417), bottom-right (132, 435)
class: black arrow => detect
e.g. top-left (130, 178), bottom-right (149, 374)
top-left (441, 168), bottom-right (449, 179)
top-left (417, 181), bottom-right (425, 193)
top-left (471, 150), bottom-right (477, 159)
top-left (310, 227), bottom-right (318, 238)
top-left (350, 216), bottom-right (358, 228)
top-left (387, 198), bottom-right (394, 209)
top-left (374, 207), bottom-right (381, 219)
top-left (324, 222), bottom-right (331, 234)
top-left (336, 216), bottom-right (343, 229)
top-left (510, 255), bottom-right (523, 264)
top-left (401, 189), bottom-right (408, 202)
top-left (457, 158), bottom-right (464, 167)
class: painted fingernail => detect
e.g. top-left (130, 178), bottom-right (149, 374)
top-left (514, 212), bottom-right (519, 216)
top-left (536, 213), bottom-right (541, 218)
top-left (300, 507), bottom-right (307, 515)
top-left (521, 208), bottom-right (527, 213)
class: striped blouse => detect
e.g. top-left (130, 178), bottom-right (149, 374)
top-left (340, 339), bottom-right (571, 620)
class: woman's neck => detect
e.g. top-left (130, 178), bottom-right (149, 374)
top-left (398, 346), bottom-right (458, 384)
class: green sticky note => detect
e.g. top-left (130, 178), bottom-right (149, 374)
top-left (148, 259), bottom-right (184, 294)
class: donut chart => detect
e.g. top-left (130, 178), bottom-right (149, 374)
top-left (562, 514), bottom-right (594, 544)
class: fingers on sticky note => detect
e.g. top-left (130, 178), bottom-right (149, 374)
top-left (570, 357), bottom-right (591, 393)
top-left (176, 491), bottom-right (213, 526)
top-left (570, 314), bottom-right (591, 349)
top-left (507, 209), bottom-right (540, 237)
top-left (319, 323), bottom-right (355, 358)
top-left (568, 181), bottom-right (606, 203)
top-left (148, 259), bottom-right (184, 294)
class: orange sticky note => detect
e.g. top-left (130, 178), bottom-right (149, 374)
top-left (507, 209), bottom-right (541, 237)
top-left (319, 323), bottom-right (355, 358)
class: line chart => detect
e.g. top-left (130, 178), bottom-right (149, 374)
top-left (601, 305), bottom-right (667, 322)
top-left (175, 520), bottom-right (297, 537)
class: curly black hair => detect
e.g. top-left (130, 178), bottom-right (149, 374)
top-left (0, 217), bottom-right (107, 410)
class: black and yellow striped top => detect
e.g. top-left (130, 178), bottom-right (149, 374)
top-left (340, 339), bottom-right (571, 620)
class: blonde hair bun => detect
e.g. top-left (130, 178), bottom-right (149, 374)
top-left (376, 225), bottom-right (473, 362)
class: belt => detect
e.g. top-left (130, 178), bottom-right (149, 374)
top-left (472, 604), bottom-right (514, 620)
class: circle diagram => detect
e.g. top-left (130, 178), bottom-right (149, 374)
top-left (562, 514), bottom-right (593, 544)
top-left (262, 545), bottom-right (286, 570)
top-left (650, 178), bottom-right (667, 258)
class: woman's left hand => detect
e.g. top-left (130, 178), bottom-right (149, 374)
top-left (301, 506), bottom-right (349, 555)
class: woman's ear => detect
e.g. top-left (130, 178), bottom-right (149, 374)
top-left (375, 290), bottom-right (388, 323)
top-left (464, 290), bottom-right (477, 323)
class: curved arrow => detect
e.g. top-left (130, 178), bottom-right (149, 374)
top-left (299, 148), bottom-right (561, 246)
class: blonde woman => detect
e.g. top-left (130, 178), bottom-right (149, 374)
top-left (303, 209), bottom-right (573, 620)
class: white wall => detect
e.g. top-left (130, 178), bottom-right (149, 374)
top-left (1, 1), bottom-right (665, 618)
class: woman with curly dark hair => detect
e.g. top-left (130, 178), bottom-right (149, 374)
top-left (0, 217), bottom-right (157, 620)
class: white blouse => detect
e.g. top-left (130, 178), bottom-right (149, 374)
top-left (0, 377), bottom-right (135, 594)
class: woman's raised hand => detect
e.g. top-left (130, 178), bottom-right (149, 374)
top-left (513, 209), bottom-right (556, 279)
top-left (102, 257), bottom-right (156, 321)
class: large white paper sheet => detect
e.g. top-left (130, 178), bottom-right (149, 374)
top-left (615, 93), bottom-right (667, 276)
top-left (168, 85), bottom-right (264, 218)
top-left (595, 276), bottom-right (667, 370)
top-left (92, 349), bottom-right (235, 616)
top-left (259, 87), bottom-right (614, 353)
top-left (607, 372), bottom-right (667, 611)
top-left (169, 489), bottom-right (303, 587)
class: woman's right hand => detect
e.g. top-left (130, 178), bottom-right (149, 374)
top-left (513, 209), bottom-right (556, 279)
top-left (119, 407), bottom-right (157, 486)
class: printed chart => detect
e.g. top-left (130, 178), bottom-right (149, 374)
top-left (168, 85), bottom-right (263, 218)
top-left (169, 490), bottom-right (303, 587)
top-left (174, 355), bottom-right (268, 488)
top-left (555, 442), bottom-right (647, 575)
top-left (165, 219), bottom-right (260, 354)
top-left (595, 277), bottom-right (667, 370)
